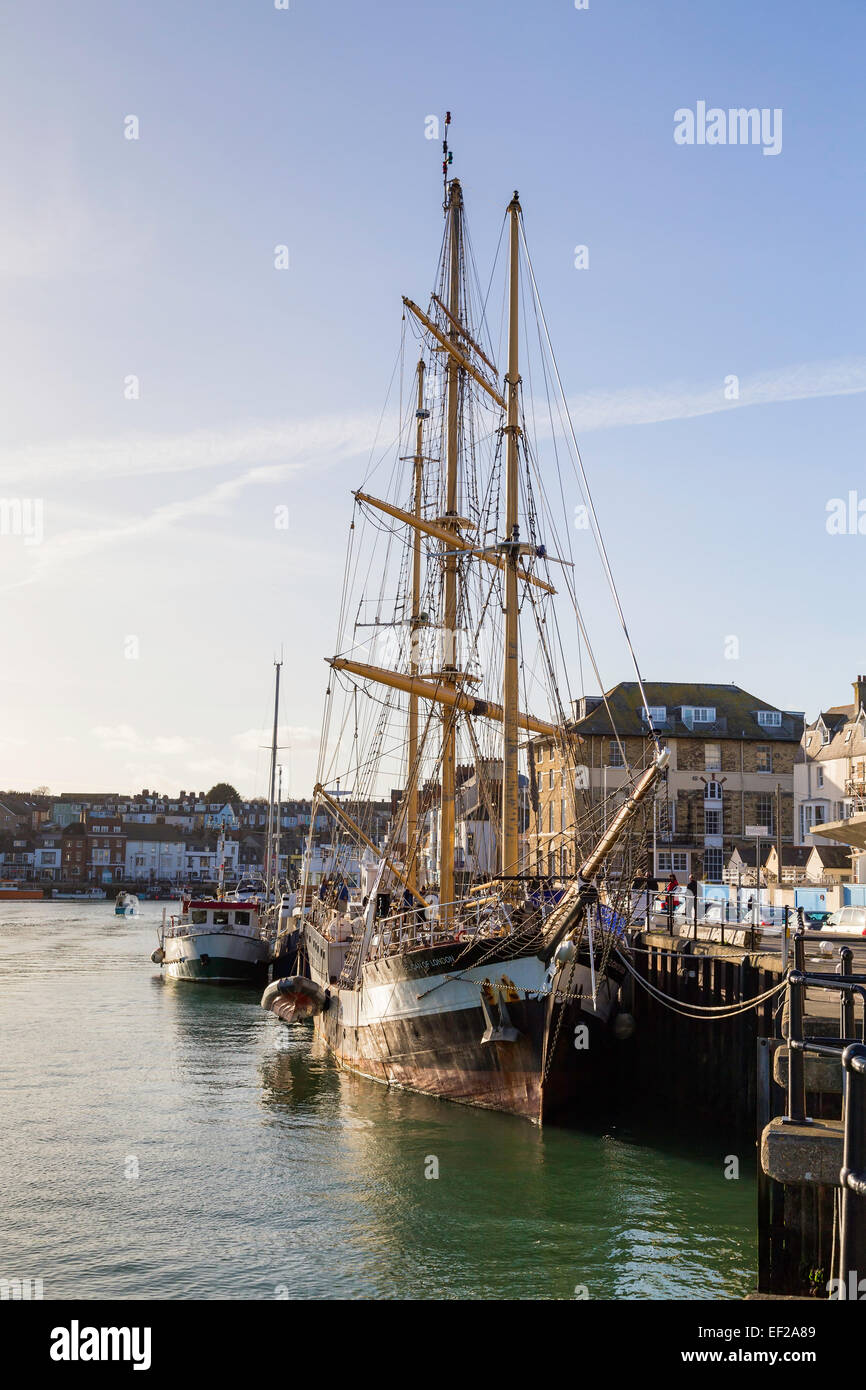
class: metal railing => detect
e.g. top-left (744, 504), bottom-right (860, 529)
top-left (781, 929), bottom-right (866, 1295)
top-left (366, 896), bottom-right (512, 960)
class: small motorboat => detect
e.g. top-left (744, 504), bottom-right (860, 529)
top-left (115, 891), bottom-right (140, 916)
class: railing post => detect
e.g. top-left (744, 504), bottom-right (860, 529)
top-left (838, 1044), bottom-right (866, 1297)
top-left (840, 945), bottom-right (855, 1040)
top-left (785, 929), bottom-right (807, 1124)
top-left (782, 905), bottom-right (790, 970)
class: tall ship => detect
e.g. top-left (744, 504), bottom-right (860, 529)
top-left (266, 131), bottom-right (667, 1122)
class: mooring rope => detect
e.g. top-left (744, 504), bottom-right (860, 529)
top-left (616, 949), bottom-right (786, 1021)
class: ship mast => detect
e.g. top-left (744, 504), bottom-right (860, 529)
top-left (501, 193), bottom-right (522, 884)
top-left (263, 659), bottom-right (281, 896)
top-left (439, 178), bottom-right (463, 923)
top-left (274, 764), bottom-right (282, 899)
top-left (406, 358), bottom-right (425, 896)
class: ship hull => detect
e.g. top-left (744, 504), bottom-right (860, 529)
top-left (162, 930), bottom-right (269, 984)
top-left (299, 924), bottom-right (621, 1123)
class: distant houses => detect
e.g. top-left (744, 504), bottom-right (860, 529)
top-left (0, 788), bottom-right (339, 886)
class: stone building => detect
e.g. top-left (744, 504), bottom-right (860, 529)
top-left (528, 682), bottom-right (801, 883)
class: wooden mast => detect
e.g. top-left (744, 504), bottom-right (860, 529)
top-left (439, 178), bottom-right (462, 923)
top-left (406, 358), bottom-right (425, 895)
top-left (501, 193), bottom-right (522, 884)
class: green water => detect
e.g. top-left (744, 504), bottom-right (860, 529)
top-left (0, 902), bottom-right (755, 1299)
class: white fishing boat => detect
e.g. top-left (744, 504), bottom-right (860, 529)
top-left (114, 891), bottom-right (139, 916)
top-left (151, 830), bottom-right (270, 983)
top-left (153, 891), bottom-right (270, 983)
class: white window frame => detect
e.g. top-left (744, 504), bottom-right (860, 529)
top-left (642, 706), bottom-right (667, 724)
top-left (688, 706), bottom-right (716, 723)
top-left (757, 710), bottom-right (782, 727)
top-left (704, 808), bottom-right (722, 836)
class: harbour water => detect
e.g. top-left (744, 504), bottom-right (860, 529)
top-left (1, 902), bottom-right (755, 1300)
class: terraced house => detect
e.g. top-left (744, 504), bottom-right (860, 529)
top-left (528, 682), bottom-right (801, 883)
top-left (793, 674), bottom-right (866, 883)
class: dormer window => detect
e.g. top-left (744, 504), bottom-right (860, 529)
top-left (757, 710), bottom-right (781, 727)
top-left (642, 706), bottom-right (667, 724)
top-left (682, 706), bottom-right (715, 724)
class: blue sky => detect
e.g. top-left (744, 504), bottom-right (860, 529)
top-left (1, 0), bottom-right (864, 795)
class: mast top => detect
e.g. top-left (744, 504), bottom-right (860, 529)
top-left (442, 110), bottom-right (457, 209)
top-left (508, 190), bottom-right (521, 211)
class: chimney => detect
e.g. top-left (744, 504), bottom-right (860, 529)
top-left (854, 675), bottom-right (866, 714)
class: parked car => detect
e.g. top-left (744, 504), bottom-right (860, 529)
top-left (801, 909), bottom-right (832, 930)
top-left (821, 906), bottom-right (866, 937)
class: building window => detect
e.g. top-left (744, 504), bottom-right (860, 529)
top-left (642, 706), bottom-right (667, 724)
top-left (608, 741), bottom-right (624, 768)
top-left (757, 710), bottom-right (782, 727)
top-left (704, 808), bottom-right (722, 835)
top-left (800, 804), bottom-right (826, 838)
top-left (658, 851), bottom-right (689, 874)
top-left (756, 744), bottom-right (772, 773)
top-left (684, 706), bottom-right (716, 724)
top-left (705, 742), bottom-right (721, 771)
top-left (756, 795), bottom-right (774, 834)
top-left (548, 803), bottom-right (553, 834)
top-left (816, 766), bottom-right (824, 788)
top-left (706, 780), bottom-right (722, 800)
top-left (657, 799), bottom-right (676, 835)
top-left (704, 846), bottom-right (724, 881)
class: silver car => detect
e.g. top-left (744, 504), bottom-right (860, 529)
top-left (822, 905), bottom-right (866, 937)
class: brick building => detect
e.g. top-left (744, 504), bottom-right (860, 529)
top-left (62, 816), bottom-right (126, 884)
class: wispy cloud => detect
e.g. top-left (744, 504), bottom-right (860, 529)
top-left (563, 356), bottom-right (866, 433)
top-left (232, 724), bottom-right (320, 754)
top-left (2, 354), bottom-right (863, 591)
top-left (3, 356), bottom-right (862, 489)
top-left (0, 412), bottom-right (381, 484)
